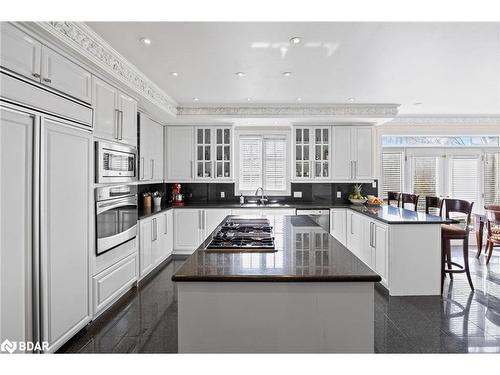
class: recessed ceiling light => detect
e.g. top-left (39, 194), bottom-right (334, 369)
top-left (347, 97), bottom-right (355, 102)
top-left (235, 72), bottom-right (246, 77)
top-left (246, 97), bottom-right (252, 101)
top-left (193, 97), bottom-right (200, 102)
top-left (290, 37), bottom-right (301, 45)
top-left (140, 37), bottom-right (152, 45)
top-left (296, 97), bottom-right (302, 101)
top-left (282, 72), bottom-right (292, 77)
top-left (170, 72), bottom-right (178, 77)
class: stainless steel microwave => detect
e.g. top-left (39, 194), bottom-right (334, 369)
top-left (95, 141), bottom-right (137, 184)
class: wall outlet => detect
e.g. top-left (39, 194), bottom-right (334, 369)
top-left (372, 181), bottom-right (377, 188)
top-left (220, 191), bottom-right (225, 198)
top-left (293, 191), bottom-right (302, 198)
top-left (336, 191), bottom-right (342, 198)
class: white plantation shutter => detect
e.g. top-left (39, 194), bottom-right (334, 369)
top-left (382, 152), bottom-right (403, 199)
top-left (239, 137), bottom-right (262, 191)
top-left (484, 152), bottom-right (500, 205)
top-left (263, 137), bottom-right (286, 191)
top-left (450, 157), bottom-right (479, 209)
top-left (413, 156), bottom-right (439, 211)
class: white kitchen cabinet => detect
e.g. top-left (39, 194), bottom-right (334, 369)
top-left (139, 217), bottom-right (154, 278)
top-left (40, 118), bottom-right (92, 352)
top-left (160, 209), bottom-right (174, 260)
top-left (372, 222), bottom-right (389, 286)
top-left (346, 211), bottom-right (363, 257)
top-left (0, 107), bottom-right (34, 350)
top-left (330, 208), bottom-right (347, 246)
top-left (293, 126), bottom-right (331, 180)
top-left (204, 209), bottom-right (231, 235)
top-left (173, 209), bottom-right (203, 253)
top-left (41, 47), bottom-right (91, 103)
top-left (194, 127), bottom-right (232, 180)
top-left (139, 114), bottom-right (164, 182)
top-left (166, 126), bottom-right (194, 181)
top-left (92, 76), bottom-right (138, 145)
top-left (332, 126), bottom-right (373, 181)
top-left (0, 22), bottom-right (42, 82)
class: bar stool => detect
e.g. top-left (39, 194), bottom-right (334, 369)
top-left (387, 191), bottom-right (400, 207)
top-left (441, 199), bottom-right (474, 293)
top-left (425, 196), bottom-right (443, 215)
top-left (399, 193), bottom-right (419, 211)
top-left (484, 207), bottom-right (500, 264)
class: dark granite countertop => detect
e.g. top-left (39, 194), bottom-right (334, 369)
top-left (172, 215), bottom-right (382, 283)
top-left (349, 205), bottom-right (456, 224)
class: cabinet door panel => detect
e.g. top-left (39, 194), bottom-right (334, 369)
top-left (92, 77), bottom-right (118, 141)
top-left (41, 47), bottom-right (91, 103)
top-left (333, 127), bottom-right (352, 179)
top-left (204, 209), bottom-right (231, 236)
top-left (354, 127), bottom-right (373, 179)
top-left (40, 119), bottom-right (91, 351)
top-left (173, 209), bottom-right (202, 252)
top-left (0, 23), bottom-right (41, 81)
top-left (374, 224), bottom-right (388, 284)
top-left (139, 218), bottom-right (153, 277)
top-left (118, 92), bottom-right (137, 146)
top-left (166, 126), bottom-right (194, 181)
top-left (0, 107), bottom-right (34, 349)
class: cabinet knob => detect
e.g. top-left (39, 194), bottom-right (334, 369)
top-left (43, 78), bottom-right (52, 83)
top-left (32, 73), bottom-right (41, 78)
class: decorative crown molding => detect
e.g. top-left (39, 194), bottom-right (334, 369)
top-left (32, 22), bottom-right (178, 117)
top-left (387, 115), bottom-right (500, 126)
top-left (177, 103), bottom-right (400, 118)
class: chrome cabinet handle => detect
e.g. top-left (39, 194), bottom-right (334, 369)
top-left (203, 210), bottom-right (206, 230)
top-left (119, 111), bottom-right (124, 140)
top-left (190, 160), bottom-right (193, 179)
top-left (151, 159), bottom-right (154, 179)
top-left (350, 214), bottom-right (354, 234)
top-left (32, 73), bottom-right (41, 78)
top-left (198, 210), bottom-right (202, 230)
top-left (140, 157), bottom-right (145, 180)
top-left (164, 213), bottom-right (168, 234)
top-left (151, 218), bottom-right (155, 241)
top-left (354, 161), bottom-right (357, 179)
top-left (42, 77), bottom-right (51, 83)
top-left (373, 223), bottom-right (376, 248)
top-left (114, 109), bottom-right (120, 139)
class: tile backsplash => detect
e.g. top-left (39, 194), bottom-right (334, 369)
top-left (139, 181), bottom-right (378, 205)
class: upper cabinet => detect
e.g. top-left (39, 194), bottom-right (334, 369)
top-left (139, 113), bottom-right (164, 182)
top-left (41, 47), bottom-right (91, 103)
top-left (0, 22), bottom-right (42, 81)
top-left (165, 126), bottom-right (194, 181)
top-left (332, 126), bottom-right (373, 181)
top-left (92, 76), bottom-right (137, 146)
top-left (1, 23), bottom-right (91, 104)
top-left (195, 126), bottom-right (232, 180)
top-left (293, 126), bottom-right (331, 180)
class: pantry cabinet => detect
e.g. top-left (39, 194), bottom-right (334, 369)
top-left (165, 126), bottom-right (194, 181)
top-left (293, 126), bottom-right (331, 180)
top-left (139, 113), bottom-right (164, 182)
top-left (92, 76), bottom-right (137, 146)
top-left (332, 126), bottom-right (373, 181)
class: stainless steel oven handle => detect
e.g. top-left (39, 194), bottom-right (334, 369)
top-left (97, 197), bottom-right (137, 213)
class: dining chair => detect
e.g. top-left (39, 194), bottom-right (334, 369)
top-left (399, 193), bottom-right (419, 211)
top-left (387, 191), bottom-right (400, 207)
top-left (425, 196), bottom-right (443, 215)
top-left (484, 207), bottom-right (500, 264)
top-left (441, 199), bottom-right (474, 292)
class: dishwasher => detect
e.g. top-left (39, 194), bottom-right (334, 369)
top-left (296, 209), bottom-right (330, 231)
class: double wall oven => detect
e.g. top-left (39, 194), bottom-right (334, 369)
top-left (95, 141), bottom-right (138, 255)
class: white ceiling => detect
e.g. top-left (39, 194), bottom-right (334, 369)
top-left (87, 22), bottom-right (500, 115)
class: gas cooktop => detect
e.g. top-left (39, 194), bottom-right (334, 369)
top-left (205, 218), bottom-right (276, 252)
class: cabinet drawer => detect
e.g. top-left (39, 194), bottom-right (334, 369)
top-left (93, 254), bottom-right (137, 315)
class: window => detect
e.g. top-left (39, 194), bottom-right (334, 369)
top-left (238, 135), bottom-right (288, 195)
top-left (412, 156), bottom-right (440, 211)
top-left (484, 152), bottom-right (500, 205)
top-left (382, 152), bottom-right (404, 199)
top-left (450, 156), bottom-right (480, 211)
top-left (383, 136), bottom-right (500, 147)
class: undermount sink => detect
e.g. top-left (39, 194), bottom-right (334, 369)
top-left (241, 202), bottom-right (290, 208)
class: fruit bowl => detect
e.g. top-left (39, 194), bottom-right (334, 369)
top-left (349, 198), bottom-right (367, 205)
top-left (366, 201), bottom-right (382, 207)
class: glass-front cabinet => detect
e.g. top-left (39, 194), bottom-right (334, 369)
top-left (195, 126), bottom-right (232, 180)
top-left (294, 126), bottom-right (331, 180)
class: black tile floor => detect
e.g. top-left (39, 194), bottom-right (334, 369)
top-left (58, 247), bottom-right (500, 353)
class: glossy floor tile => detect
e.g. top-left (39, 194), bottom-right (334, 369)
top-left (59, 247), bottom-right (500, 353)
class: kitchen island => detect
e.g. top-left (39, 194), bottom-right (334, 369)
top-left (172, 215), bottom-right (381, 353)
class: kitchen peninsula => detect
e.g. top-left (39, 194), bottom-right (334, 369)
top-left (173, 215), bottom-right (381, 353)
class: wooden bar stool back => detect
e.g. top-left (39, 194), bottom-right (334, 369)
top-left (399, 193), bottom-right (419, 211)
top-left (387, 191), bottom-right (400, 207)
top-left (484, 207), bottom-right (500, 264)
top-left (441, 199), bottom-right (474, 293)
top-left (425, 196), bottom-right (443, 216)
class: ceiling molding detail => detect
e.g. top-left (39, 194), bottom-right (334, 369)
top-left (177, 104), bottom-right (400, 117)
top-left (33, 22), bottom-right (178, 116)
top-left (387, 115), bottom-right (500, 126)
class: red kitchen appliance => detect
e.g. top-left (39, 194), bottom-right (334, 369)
top-left (171, 183), bottom-right (184, 205)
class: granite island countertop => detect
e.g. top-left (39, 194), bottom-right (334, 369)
top-left (172, 215), bottom-right (382, 283)
top-left (349, 205), bottom-right (456, 224)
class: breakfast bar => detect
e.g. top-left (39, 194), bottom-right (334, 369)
top-left (172, 215), bottom-right (381, 353)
